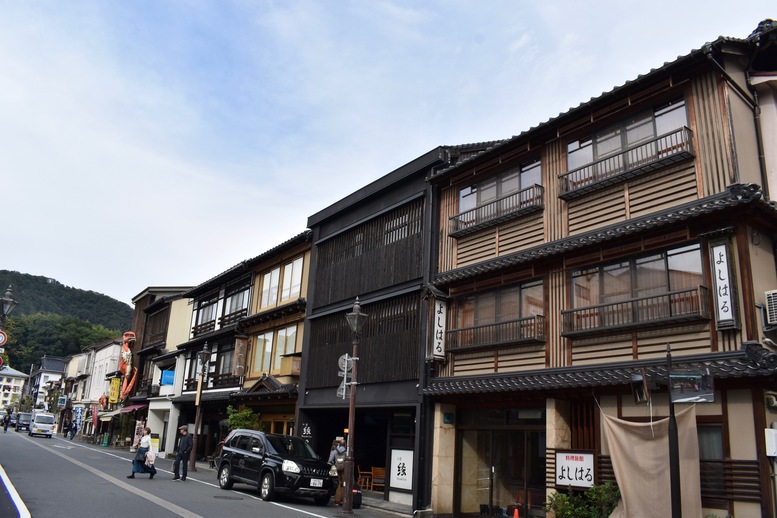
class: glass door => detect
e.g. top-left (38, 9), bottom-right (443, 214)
top-left (458, 429), bottom-right (546, 517)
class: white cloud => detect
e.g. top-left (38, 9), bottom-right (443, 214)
top-left (1, 0), bottom-right (774, 304)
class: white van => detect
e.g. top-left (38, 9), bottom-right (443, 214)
top-left (29, 412), bottom-right (55, 438)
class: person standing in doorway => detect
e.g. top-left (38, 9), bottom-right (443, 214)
top-left (173, 425), bottom-right (193, 481)
top-left (328, 437), bottom-right (347, 505)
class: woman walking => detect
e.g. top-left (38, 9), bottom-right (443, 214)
top-left (128, 427), bottom-right (157, 479)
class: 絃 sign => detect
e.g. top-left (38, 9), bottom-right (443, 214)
top-left (555, 451), bottom-right (595, 489)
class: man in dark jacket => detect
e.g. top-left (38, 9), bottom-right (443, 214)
top-left (173, 425), bottom-right (193, 481)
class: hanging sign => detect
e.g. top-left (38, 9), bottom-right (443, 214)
top-left (710, 241), bottom-right (738, 329)
top-left (432, 299), bottom-right (447, 360)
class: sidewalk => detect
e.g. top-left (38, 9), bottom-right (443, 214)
top-left (158, 454), bottom-right (415, 516)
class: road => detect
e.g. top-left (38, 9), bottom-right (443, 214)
top-left (0, 430), bottom-right (406, 518)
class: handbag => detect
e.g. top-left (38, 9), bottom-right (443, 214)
top-left (134, 450), bottom-right (146, 462)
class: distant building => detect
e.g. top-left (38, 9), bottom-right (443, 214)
top-left (0, 365), bottom-right (28, 411)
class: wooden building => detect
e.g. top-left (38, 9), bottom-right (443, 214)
top-left (424, 20), bottom-right (777, 517)
top-left (296, 145), bottom-right (492, 509)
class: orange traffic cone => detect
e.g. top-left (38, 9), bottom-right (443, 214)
top-left (513, 507), bottom-right (519, 518)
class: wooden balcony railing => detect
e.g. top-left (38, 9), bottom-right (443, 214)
top-left (561, 286), bottom-right (709, 337)
top-left (211, 372), bottom-right (241, 388)
top-left (446, 315), bottom-right (546, 352)
top-left (559, 127), bottom-right (694, 200)
top-left (219, 308), bottom-right (248, 327)
top-left (191, 320), bottom-right (216, 337)
top-left (449, 184), bottom-right (544, 238)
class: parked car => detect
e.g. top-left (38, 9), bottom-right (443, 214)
top-left (216, 429), bottom-right (339, 505)
top-left (15, 412), bottom-right (31, 432)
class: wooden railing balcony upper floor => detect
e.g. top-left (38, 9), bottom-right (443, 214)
top-left (219, 308), bottom-right (248, 327)
top-left (446, 314), bottom-right (546, 352)
top-left (449, 184), bottom-right (545, 238)
top-left (191, 320), bottom-right (216, 337)
top-left (558, 127), bottom-right (694, 200)
top-left (561, 285), bottom-right (710, 337)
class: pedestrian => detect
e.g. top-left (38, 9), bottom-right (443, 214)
top-left (2, 412), bottom-right (10, 433)
top-left (328, 437), bottom-right (347, 505)
top-left (173, 425), bottom-right (193, 482)
top-left (70, 421), bottom-right (77, 440)
top-left (127, 426), bottom-right (157, 479)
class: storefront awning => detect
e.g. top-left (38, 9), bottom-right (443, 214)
top-left (98, 409), bottom-right (122, 422)
top-left (120, 404), bottom-right (148, 413)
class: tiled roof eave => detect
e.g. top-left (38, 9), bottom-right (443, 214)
top-left (433, 183), bottom-right (773, 287)
top-left (424, 346), bottom-right (776, 396)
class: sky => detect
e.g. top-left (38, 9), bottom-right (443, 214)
top-left (1, 1), bottom-right (774, 306)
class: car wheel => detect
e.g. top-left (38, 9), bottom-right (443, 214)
top-left (259, 472), bottom-right (275, 501)
top-left (218, 464), bottom-right (234, 490)
top-left (313, 495), bottom-right (330, 506)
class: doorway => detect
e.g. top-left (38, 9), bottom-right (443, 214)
top-left (457, 429), bottom-right (545, 517)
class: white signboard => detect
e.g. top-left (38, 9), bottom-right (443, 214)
top-left (555, 451), bottom-right (594, 489)
top-left (389, 449), bottom-right (413, 491)
top-left (432, 299), bottom-right (447, 359)
top-left (711, 243), bottom-right (735, 327)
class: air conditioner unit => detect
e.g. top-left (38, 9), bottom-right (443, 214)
top-left (766, 290), bottom-right (777, 325)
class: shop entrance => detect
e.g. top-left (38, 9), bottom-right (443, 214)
top-left (457, 426), bottom-right (545, 517)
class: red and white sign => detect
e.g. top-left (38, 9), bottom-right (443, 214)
top-left (0, 330), bottom-right (7, 346)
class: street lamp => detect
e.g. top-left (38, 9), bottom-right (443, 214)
top-left (342, 297), bottom-right (368, 515)
top-left (0, 285), bottom-right (18, 328)
top-left (189, 341), bottom-right (210, 472)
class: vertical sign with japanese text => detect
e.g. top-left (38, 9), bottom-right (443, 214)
top-left (108, 377), bottom-right (120, 404)
top-left (432, 299), bottom-right (447, 360)
top-left (389, 449), bottom-right (413, 490)
top-left (710, 242), bottom-right (738, 329)
top-left (555, 451), bottom-right (595, 489)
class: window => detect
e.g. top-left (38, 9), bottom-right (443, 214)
top-left (572, 244), bottom-right (702, 309)
top-left (250, 324), bottom-right (300, 377)
top-left (451, 281), bottom-right (544, 347)
top-left (260, 268), bottom-right (280, 308)
top-left (196, 295), bottom-right (218, 325)
top-left (280, 257), bottom-right (303, 302)
top-left (566, 243), bottom-right (705, 332)
top-left (566, 98), bottom-right (688, 174)
top-left (459, 159), bottom-right (542, 214)
top-left (224, 282), bottom-right (250, 317)
top-left (217, 345), bottom-right (234, 377)
top-left (260, 255), bottom-right (305, 309)
top-left (252, 331), bottom-right (273, 375)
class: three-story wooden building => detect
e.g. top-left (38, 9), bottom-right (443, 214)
top-left (424, 20), bottom-right (777, 518)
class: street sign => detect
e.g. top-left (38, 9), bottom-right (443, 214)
top-left (0, 330), bottom-right (7, 347)
top-left (337, 354), bottom-right (353, 399)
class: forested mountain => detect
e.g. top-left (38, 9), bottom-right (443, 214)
top-left (0, 270), bottom-right (133, 374)
top-left (0, 270), bottom-right (131, 330)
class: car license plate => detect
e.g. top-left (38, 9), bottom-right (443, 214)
top-left (310, 478), bottom-right (323, 488)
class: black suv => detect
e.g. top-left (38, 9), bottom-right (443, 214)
top-left (216, 429), bottom-right (338, 505)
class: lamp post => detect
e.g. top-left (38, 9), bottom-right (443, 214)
top-left (189, 342), bottom-right (210, 472)
top-left (342, 298), bottom-right (368, 515)
top-left (0, 285), bottom-right (18, 328)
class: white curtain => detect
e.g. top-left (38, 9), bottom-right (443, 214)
top-left (602, 405), bottom-right (702, 518)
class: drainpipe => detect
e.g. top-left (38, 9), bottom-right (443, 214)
top-left (703, 44), bottom-right (770, 200)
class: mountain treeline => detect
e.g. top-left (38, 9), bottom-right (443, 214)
top-left (0, 270), bottom-right (133, 374)
top-left (0, 270), bottom-right (131, 329)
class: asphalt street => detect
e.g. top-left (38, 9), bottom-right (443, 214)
top-left (0, 429), bottom-right (413, 518)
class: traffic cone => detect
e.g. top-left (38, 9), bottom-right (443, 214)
top-left (513, 507), bottom-right (519, 518)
